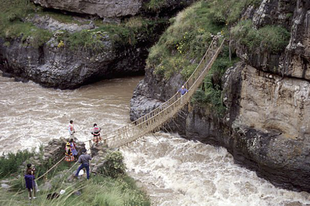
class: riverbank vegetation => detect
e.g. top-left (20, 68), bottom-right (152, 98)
top-left (0, 0), bottom-right (53, 48)
top-left (230, 20), bottom-right (290, 53)
top-left (0, 0), bottom-right (168, 50)
top-left (0, 149), bottom-right (150, 206)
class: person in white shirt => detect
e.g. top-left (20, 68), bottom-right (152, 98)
top-left (68, 120), bottom-right (75, 138)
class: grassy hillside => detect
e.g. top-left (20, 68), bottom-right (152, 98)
top-left (146, 0), bottom-right (290, 116)
top-left (0, 149), bottom-right (150, 206)
top-left (0, 0), bottom-right (167, 50)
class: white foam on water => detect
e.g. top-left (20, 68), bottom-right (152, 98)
top-left (0, 75), bottom-right (140, 154)
top-left (121, 133), bottom-right (310, 206)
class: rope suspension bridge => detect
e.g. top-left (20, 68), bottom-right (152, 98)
top-left (103, 37), bottom-right (226, 148)
top-left (34, 36), bottom-right (225, 181)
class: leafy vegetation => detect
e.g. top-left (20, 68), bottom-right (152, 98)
top-left (0, 0), bottom-right (168, 52)
top-left (208, 0), bottom-right (262, 25)
top-left (231, 20), bottom-right (290, 53)
top-left (147, 0), bottom-right (263, 80)
top-left (144, 0), bottom-right (166, 11)
top-left (147, 1), bottom-right (222, 79)
top-left (0, 148), bottom-right (150, 206)
top-left (0, 0), bottom-right (53, 48)
top-left (192, 46), bottom-right (238, 116)
top-left (101, 151), bottom-right (126, 178)
top-left (1, 175), bottom-right (150, 206)
top-left (0, 149), bottom-right (34, 177)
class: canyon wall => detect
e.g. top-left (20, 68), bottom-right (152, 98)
top-left (130, 0), bottom-right (310, 191)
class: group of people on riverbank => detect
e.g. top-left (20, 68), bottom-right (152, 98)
top-left (65, 120), bottom-right (101, 160)
top-left (66, 120), bottom-right (96, 179)
top-left (68, 120), bottom-right (102, 145)
top-left (24, 120), bottom-right (97, 200)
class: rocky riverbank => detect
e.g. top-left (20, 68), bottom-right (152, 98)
top-left (0, 0), bottom-right (195, 89)
top-left (130, 0), bottom-right (310, 192)
top-left (0, 138), bottom-right (150, 205)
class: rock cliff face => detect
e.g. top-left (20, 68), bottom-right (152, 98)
top-left (0, 1), bottom-right (195, 89)
top-left (31, 0), bottom-right (197, 19)
top-left (130, 0), bottom-right (310, 191)
top-left (32, 0), bottom-right (142, 18)
top-left (0, 33), bottom-right (118, 89)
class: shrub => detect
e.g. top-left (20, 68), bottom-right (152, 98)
top-left (231, 20), bottom-right (290, 53)
top-left (147, 1), bottom-right (223, 79)
top-left (0, 150), bottom-right (34, 177)
top-left (144, 0), bottom-right (166, 11)
top-left (0, 0), bottom-right (52, 48)
top-left (192, 45), bottom-right (239, 116)
top-left (208, 0), bottom-right (263, 25)
top-left (102, 151), bottom-right (126, 178)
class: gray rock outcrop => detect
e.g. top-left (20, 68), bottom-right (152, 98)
top-left (32, 0), bottom-right (143, 18)
top-left (26, 15), bottom-right (96, 33)
top-left (0, 0), bottom-right (196, 89)
top-left (0, 35), bottom-right (117, 89)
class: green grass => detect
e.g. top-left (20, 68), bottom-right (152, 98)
top-left (55, 17), bottom-right (165, 51)
top-left (147, 1), bottom-right (222, 79)
top-left (0, 0), bottom-right (168, 51)
top-left (0, 150), bottom-right (150, 206)
top-left (0, 175), bottom-right (150, 206)
top-left (146, 0), bottom-right (263, 80)
top-left (144, 0), bottom-right (166, 11)
top-left (192, 45), bottom-right (239, 116)
top-left (0, 0), bottom-right (53, 48)
top-left (208, 0), bottom-right (262, 25)
top-left (0, 149), bottom-right (35, 178)
top-left (231, 20), bottom-right (290, 53)
top-left (36, 10), bottom-right (79, 24)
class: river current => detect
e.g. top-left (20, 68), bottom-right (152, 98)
top-left (0, 73), bottom-right (310, 206)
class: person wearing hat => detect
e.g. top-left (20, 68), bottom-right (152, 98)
top-left (69, 139), bottom-right (78, 160)
top-left (65, 142), bottom-right (74, 162)
top-left (75, 149), bottom-right (92, 179)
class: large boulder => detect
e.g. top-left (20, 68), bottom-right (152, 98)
top-left (0, 35), bottom-right (117, 89)
top-left (32, 0), bottom-right (143, 18)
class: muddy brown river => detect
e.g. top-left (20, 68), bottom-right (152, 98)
top-left (0, 73), bottom-right (309, 206)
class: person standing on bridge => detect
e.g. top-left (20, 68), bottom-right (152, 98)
top-left (75, 149), bottom-right (92, 180)
top-left (178, 85), bottom-right (188, 104)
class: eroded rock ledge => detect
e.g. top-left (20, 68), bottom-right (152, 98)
top-left (32, 0), bottom-right (143, 18)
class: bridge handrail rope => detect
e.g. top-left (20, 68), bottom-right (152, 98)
top-left (36, 157), bottom-right (65, 181)
top-left (104, 37), bottom-right (225, 148)
top-left (39, 38), bottom-right (224, 182)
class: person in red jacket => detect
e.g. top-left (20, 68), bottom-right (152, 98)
top-left (91, 123), bottom-right (101, 145)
